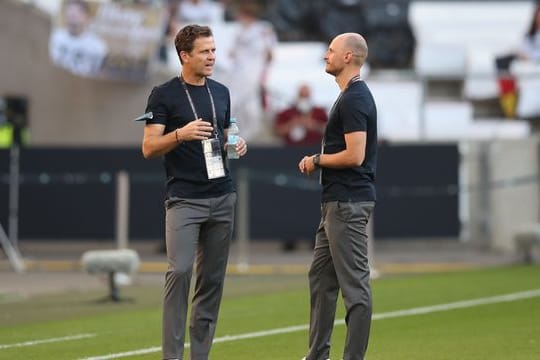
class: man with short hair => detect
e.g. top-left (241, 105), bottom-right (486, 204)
top-left (141, 24), bottom-right (247, 360)
top-left (299, 32), bottom-right (377, 360)
top-left (49, 0), bottom-right (108, 77)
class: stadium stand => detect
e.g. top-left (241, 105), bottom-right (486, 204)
top-left (406, 1), bottom-right (535, 139)
top-left (409, 1), bottom-right (540, 123)
top-left (410, 1), bottom-right (532, 88)
top-left (2, 0), bottom-right (539, 254)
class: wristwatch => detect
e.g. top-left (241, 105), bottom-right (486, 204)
top-left (313, 153), bottom-right (321, 168)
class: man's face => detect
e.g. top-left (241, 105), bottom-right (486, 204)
top-left (298, 84), bottom-right (311, 99)
top-left (65, 3), bottom-right (89, 36)
top-left (324, 36), bottom-right (345, 76)
top-left (183, 37), bottom-right (216, 77)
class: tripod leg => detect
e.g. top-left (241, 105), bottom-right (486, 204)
top-left (108, 272), bottom-right (120, 302)
top-left (0, 223), bottom-right (24, 273)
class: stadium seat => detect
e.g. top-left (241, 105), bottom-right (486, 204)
top-left (409, 0), bottom-right (533, 96)
top-left (423, 101), bottom-right (530, 140)
top-left (265, 42), bottom-right (375, 112)
top-left (265, 42), bottom-right (335, 111)
top-left (369, 80), bottom-right (423, 141)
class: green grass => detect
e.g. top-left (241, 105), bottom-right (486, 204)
top-left (1, 265), bottom-right (540, 359)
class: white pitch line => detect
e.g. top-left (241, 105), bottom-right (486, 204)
top-left (373, 288), bottom-right (540, 321)
top-left (0, 333), bottom-right (96, 350)
top-left (80, 346), bottom-right (162, 360)
top-left (78, 288), bottom-right (540, 360)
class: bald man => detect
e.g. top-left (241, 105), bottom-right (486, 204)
top-left (298, 33), bottom-right (377, 360)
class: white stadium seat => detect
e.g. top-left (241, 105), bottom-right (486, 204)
top-left (409, 1), bottom-right (533, 99)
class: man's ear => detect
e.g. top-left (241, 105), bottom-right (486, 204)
top-left (180, 51), bottom-right (190, 64)
top-left (344, 51), bottom-right (353, 64)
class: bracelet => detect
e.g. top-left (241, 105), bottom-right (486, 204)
top-left (175, 129), bottom-right (181, 143)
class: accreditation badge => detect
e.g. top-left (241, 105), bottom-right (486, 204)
top-left (202, 138), bottom-right (225, 179)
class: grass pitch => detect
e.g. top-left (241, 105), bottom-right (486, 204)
top-left (1, 265), bottom-right (539, 359)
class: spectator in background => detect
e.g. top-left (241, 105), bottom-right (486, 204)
top-left (275, 84), bottom-right (328, 146)
top-left (226, 0), bottom-right (277, 142)
top-left (0, 98), bottom-right (12, 148)
top-left (495, 5), bottom-right (540, 118)
top-left (177, 0), bottom-right (216, 25)
top-left (519, 5), bottom-right (540, 62)
top-left (49, 0), bottom-right (108, 77)
top-left (0, 97), bottom-right (29, 148)
top-left (112, 0), bottom-right (161, 5)
top-left (496, 5), bottom-right (540, 68)
top-left (159, 0), bottom-right (222, 65)
top-left (158, 0), bottom-right (181, 64)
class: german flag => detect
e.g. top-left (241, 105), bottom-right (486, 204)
top-left (497, 76), bottom-right (518, 118)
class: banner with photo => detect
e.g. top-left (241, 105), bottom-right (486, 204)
top-left (49, 0), bottom-right (165, 81)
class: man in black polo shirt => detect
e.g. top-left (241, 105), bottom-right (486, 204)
top-left (141, 24), bottom-right (247, 360)
top-left (298, 32), bottom-right (377, 360)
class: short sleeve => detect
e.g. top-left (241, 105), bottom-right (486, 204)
top-left (144, 86), bottom-right (168, 125)
top-left (341, 93), bottom-right (368, 133)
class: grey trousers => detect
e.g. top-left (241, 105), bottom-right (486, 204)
top-left (162, 192), bottom-right (236, 360)
top-left (306, 201), bottom-right (374, 360)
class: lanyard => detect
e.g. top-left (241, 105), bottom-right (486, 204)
top-left (179, 75), bottom-right (218, 138)
top-left (319, 74), bottom-right (362, 184)
top-left (323, 74), bottom-right (362, 149)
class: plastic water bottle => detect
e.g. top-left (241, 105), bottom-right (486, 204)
top-left (227, 117), bottom-right (240, 159)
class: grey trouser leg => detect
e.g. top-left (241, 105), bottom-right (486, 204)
top-left (162, 193), bottom-right (236, 360)
top-left (306, 201), bottom-right (374, 360)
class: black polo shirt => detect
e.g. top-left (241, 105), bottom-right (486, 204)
top-left (145, 77), bottom-right (233, 199)
top-left (321, 80), bottom-right (377, 202)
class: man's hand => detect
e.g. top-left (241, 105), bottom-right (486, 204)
top-left (225, 137), bottom-right (248, 157)
top-left (298, 154), bottom-right (317, 176)
top-left (177, 118), bottom-right (214, 142)
top-left (236, 137), bottom-right (248, 157)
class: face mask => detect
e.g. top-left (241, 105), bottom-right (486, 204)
top-left (290, 125), bottom-right (307, 141)
top-left (297, 99), bottom-right (312, 114)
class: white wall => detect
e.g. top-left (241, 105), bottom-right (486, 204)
top-left (489, 137), bottom-right (540, 251)
top-left (461, 136), bottom-right (540, 252)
